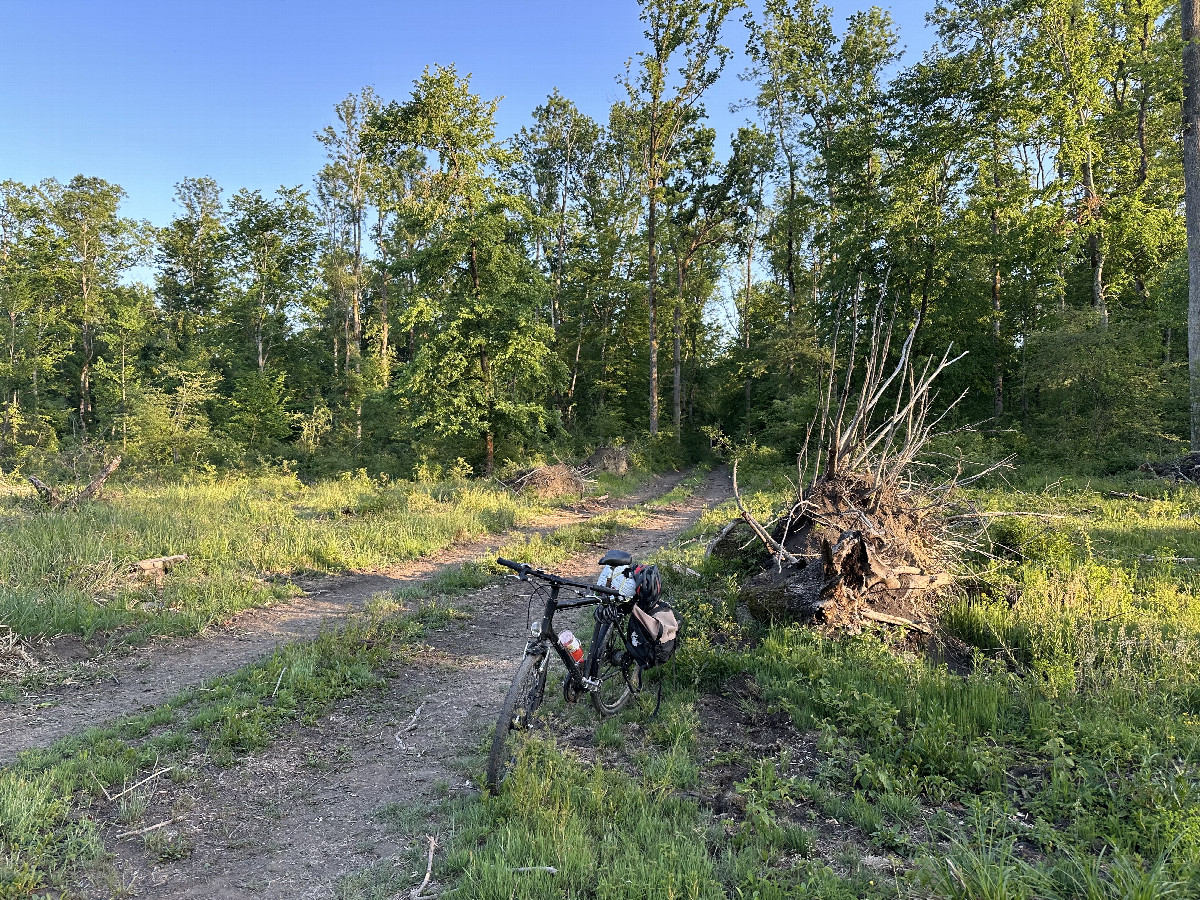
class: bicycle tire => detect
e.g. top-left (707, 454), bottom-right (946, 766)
top-left (588, 621), bottom-right (637, 717)
top-left (485, 650), bottom-right (548, 791)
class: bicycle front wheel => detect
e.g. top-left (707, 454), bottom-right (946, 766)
top-left (485, 650), bottom-right (548, 791)
top-left (588, 621), bottom-right (637, 717)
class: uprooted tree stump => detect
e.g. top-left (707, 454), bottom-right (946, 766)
top-left (28, 456), bottom-right (122, 509)
top-left (1140, 453), bottom-right (1200, 482)
top-left (735, 467), bottom-right (953, 631)
top-left (729, 291), bottom-right (1007, 634)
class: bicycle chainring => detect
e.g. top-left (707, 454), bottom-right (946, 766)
top-left (562, 674), bottom-right (579, 703)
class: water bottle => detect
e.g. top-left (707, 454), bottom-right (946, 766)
top-left (558, 630), bottom-right (584, 664)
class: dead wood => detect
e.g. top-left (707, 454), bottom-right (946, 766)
top-left (860, 608), bottom-right (931, 633)
top-left (411, 835), bottom-right (438, 899)
top-left (131, 555), bottom-right (188, 573)
top-left (729, 296), bottom-right (982, 633)
top-left (1106, 491), bottom-right (1152, 501)
top-left (732, 459), bottom-right (801, 567)
top-left (113, 816), bottom-right (186, 844)
top-left (28, 456), bottom-right (122, 508)
top-left (1141, 453), bottom-right (1200, 482)
top-left (505, 463), bottom-right (586, 499)
top-left (27, 476), bottom-right (61, 506)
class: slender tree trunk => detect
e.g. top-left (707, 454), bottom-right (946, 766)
top-left (673, 253), bottom-right (684, 441)
top-left (1138, 14), bottom-right (1151, 187)
top-left (1185, 0), bottom-right (1200, 448)
top-left (567, 312), bottom-right (584, 423)
top-left (991, 154), bottom-right (1004, 419)
top-left (120, 340), bottom-right (128, 450)
top-left (480, 346), bottom-right (494, 476)
top-left (744, 255), bottom-right (752, 430)
top-left (379, 253), bottom-right (391, 387)
top-left (1080, 154), bottom-right (1108, 328)
top-left (647, 183), bottom-right (659, 436)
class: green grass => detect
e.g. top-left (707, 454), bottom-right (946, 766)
top-left (0, 467), bottom-right (652, 643)
top-left (0, 467), bottom-right (706, 899)
top-left (0, 594), bottom-right (455, 898)
top-left (399, 464), bottom-right (1200, 899)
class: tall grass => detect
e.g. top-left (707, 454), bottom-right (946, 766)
top-left (427, 467), bottom-right (1200, 898)
top-left (0, 472), bottom-right (553, 641)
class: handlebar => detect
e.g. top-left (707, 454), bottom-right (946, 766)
top-left (496, 557), bottom-right (624, 598)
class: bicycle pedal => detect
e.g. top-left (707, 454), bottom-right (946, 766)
top-left (581, 677), bottom-right (602, 692)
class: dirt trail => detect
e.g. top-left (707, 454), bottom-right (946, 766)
top-left (0, 470), bottom-right (695, 763)
top-left (86, 467), bottom-right (733, 899)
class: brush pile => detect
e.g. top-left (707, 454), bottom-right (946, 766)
top-left (1140, 453), bottom-right (1200, 482)
top-left (727, 295), bottom-right (1004, 633)
top-left (506, 463), bottom-right (586, 499)
top-left (584, 444), bottom-right (631, 476)
top-left (0, 625), bottom-right (36, 679)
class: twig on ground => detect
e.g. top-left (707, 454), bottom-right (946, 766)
top-left (110, 767), bottom-right (175, 802)
top-left (945, 511), bottom-right (1069, 524)
top-left (410, 835), bottom-right (438, 899)
top-left (512, 866), bottom-right (558, 874)
top-left (271, 667), bottom-right (287, 699)
top-left (860, 609), bottom-right (932, 634)
top-left (114, 814), bottom-right (185, 840)
top-left (404, 704), bottom-right (424, 731)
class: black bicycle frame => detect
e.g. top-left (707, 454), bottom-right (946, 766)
top-left (498, 557), bottom-right (625, 688)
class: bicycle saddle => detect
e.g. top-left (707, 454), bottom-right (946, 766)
top-left (599, 549), bottom-right (632, 568)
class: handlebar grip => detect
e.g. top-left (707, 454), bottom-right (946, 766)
top-left (496, 557), bottom-right (527, 574)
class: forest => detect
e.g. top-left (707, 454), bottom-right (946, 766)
top-left (0, 0), bottom-right (1189, 480)
top-left (6, 1), bottom-right (1200, 898)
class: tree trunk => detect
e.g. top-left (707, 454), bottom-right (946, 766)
top-left (480, 346), bottom-right (494, 476)
top-left (647, 184), bottom-right (659, 436)
top-left (379, 260), bottom-right (391, 387)
top-left (673, 254), bottom-right (684, 441)
top-left (991, 150), bottom-right (1004, 419)
top-left (1080, 154), bottom-right (1108, 329)
top-left (1186, 0), bottom-right (1200, 448)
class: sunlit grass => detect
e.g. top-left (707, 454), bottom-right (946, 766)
top-left (0, 472), bottom-right (582, 641)
top-left (428, 463), bottom-right (1200, 898)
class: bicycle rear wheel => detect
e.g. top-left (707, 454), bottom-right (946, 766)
top-left (588, 621), bottom-right (638, 717)
top-left (485, 650), bottom-right (548, 791)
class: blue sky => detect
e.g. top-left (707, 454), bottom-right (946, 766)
top-left (1, 0), bottom-right (935, 233)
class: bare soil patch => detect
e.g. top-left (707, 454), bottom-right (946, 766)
top-left (70, 468), bottom-right (732, 898)
top-left (0, 469), bottom-right (698, 763)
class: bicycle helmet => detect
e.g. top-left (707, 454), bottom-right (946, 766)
top-left (632, 564), bottom-right (661, 608)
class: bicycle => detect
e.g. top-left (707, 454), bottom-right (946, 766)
top-left (486, 551), bottom-right (647, 791)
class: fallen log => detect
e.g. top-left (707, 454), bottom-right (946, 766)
top-left (131, 554), bottom-right (189, 573)
top-left (28, 456), bottom-right (122, 508)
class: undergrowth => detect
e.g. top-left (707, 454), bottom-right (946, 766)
top-left (0, 465), bottom-right (694, 898)
top-left (0, 465), bottom-right (654, 643)
top-left (417, 464), bottom-right (1200, 899)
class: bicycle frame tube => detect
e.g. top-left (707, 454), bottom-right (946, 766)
top-left (525, 582), bottom-right (603, 684)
